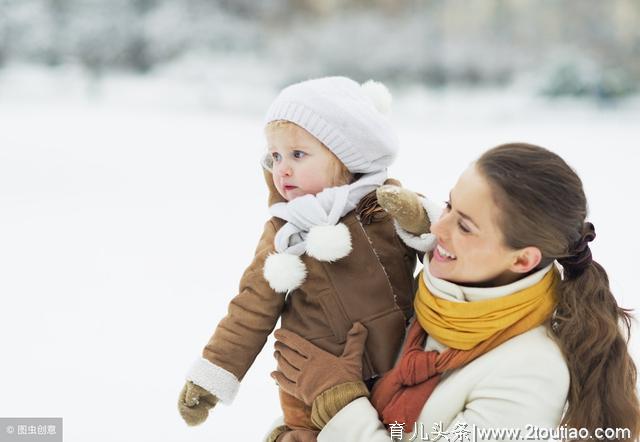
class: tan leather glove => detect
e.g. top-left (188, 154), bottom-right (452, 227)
top-left (376, 184), bottom-right (430, 235)
top-left (177, 381), bottom-right (218, 426)
top-left (271, 322), bottom-right (368, 406)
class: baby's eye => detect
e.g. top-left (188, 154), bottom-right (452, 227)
top-left (444, 200), bottom-right (452, 211)
top-left (293, 150), bottom-right (306, 159)
top-left (271, 152), bottom-right (282, 162)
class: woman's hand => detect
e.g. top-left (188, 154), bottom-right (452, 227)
top-left (271, 322), bottom-right (368, 406)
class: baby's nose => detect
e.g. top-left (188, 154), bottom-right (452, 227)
top-left (278, 163), bottom-right (292, 176)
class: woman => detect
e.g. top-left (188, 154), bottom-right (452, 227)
top-left (270, 143), bottom-right (640, 441)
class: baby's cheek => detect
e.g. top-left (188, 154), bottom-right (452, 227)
top-left (320, 170), bottom-right (339, 189)
top-left (302, 176), bottom-right (326, 194)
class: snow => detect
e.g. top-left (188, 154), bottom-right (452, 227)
top-left (0, 68), bottom-right (639, 441)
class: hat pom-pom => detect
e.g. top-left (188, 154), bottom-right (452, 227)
top-left (305, 223), bottom-right (352, 262)
top-left (263, 253), bottom-right (307, 293)
top-left (361, 80), bottom-right (392, 114)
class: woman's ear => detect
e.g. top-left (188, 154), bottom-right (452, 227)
top-left (510, 246), bottom-right (542, 274)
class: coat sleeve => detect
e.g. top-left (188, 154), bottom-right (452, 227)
top-left (186, 219), bottom-right (285, 404)
top-left (318, 398), bottom-right (391, 442)
top-left (431, 339), bottom-right (570, 442)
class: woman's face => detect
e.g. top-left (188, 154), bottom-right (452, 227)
top-left (429, 164), bottom-right (531, 286)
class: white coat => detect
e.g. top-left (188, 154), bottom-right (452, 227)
top-left (318, 264), bottom-right (570, 442)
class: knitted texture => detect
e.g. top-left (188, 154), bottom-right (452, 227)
top-left (264, 76), bottom-right (398, 174)
top-left (372, 268), bottom-right (559, 429)
top-left (266, 425), bottom-right (290, 442)
top-left (310, 381), bottom-right (370, 429)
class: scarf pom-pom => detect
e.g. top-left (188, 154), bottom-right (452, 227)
top-left (305, 223), bottom-right (352, 262)
top-left (263, 253), bottom-right (307, 293)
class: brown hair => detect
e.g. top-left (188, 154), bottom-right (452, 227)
top-left (477, 143), bottom-right (639, 440)
top-left (265, 120), bottom-right (353, 187)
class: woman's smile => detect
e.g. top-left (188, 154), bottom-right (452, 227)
top-left (433, 243), bottom-right (457, 261)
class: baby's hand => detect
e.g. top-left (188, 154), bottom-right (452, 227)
top-left (177, 381), bottom-right (218, 426)
top-left (376, 185), bottom-right (430, 235)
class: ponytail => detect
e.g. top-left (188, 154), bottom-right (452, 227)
top-left (554, 261), bottom-right (639, 440)
top-left (478, 144), bottom-right (640, 440)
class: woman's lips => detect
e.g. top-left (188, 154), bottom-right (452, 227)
top-left (433, 244), bottom-right (457, 262)
top-left (284, 185), bottom-right (297, 191)
top-left (433, 246), bottom-right (447, 262)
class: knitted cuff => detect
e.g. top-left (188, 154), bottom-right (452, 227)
top-left (266, 425), bottom-right (290, 442)
top-left (310, 381), bottom-right (370, 429)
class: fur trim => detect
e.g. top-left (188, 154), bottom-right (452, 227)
top-left (361, 80), bottom-right (392, 114)
top-left (393, 196), bottom-right (443, 252)
top-left (394, 220), bottom-right (437, 253)
top-left (186, 358), bottom-right (240, 404)
top-left (422, 196), bottom-right (444, 226)
top-left (263, 252), bottom-right (307, 293)
top-left (305, 223), bottom-right (352, 262)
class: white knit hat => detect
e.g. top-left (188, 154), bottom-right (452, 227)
top-left (264, 76), bottom-right (398, 173)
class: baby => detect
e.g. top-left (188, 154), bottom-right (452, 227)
top-left (177, 76), bottom-right (439, 441)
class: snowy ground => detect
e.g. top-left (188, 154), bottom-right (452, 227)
top-left (1, 69), bottom-right (639, 441)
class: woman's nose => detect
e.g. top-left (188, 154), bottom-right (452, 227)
top-left (430, 211), bottom-right (449, 240)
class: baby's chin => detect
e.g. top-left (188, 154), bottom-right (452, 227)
top-left (279, 189), bottom-right (304, 201)
top-left (280, 187), bottom-right (317, 201)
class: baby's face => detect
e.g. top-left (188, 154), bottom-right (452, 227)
top-left (266, 123), bottom-right (344, 201)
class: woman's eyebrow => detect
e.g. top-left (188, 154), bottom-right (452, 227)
top-left (449, 191), bottom-right (480, 229)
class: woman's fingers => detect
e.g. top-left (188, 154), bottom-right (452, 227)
top-left (274, 349), bottom-right (301, 382)
top-left (341, 322), bottom-right (369, 359)
top-left (273, 328), bottom-right (314, 357)
top-left (274, 340), bottom-right (307, 369)
top-left (271, 370), bottom-right (297, 396)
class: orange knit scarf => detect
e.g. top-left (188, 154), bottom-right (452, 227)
top-left (370, 269), bottom-right (558, 430)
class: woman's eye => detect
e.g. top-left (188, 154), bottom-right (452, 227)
top-left (293, 150), bottom-right (306, 159)
top-left (458, 221), bottom-right (471, 233)
top-left (271, 152), bottom-right (281, 162)
top-left (445, 200), bottom-right (471, 233)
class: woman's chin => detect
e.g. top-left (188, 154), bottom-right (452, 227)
top-left (428, 258), bottom-right (454, 280)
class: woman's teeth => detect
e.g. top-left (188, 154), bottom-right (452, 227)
top-left (437, 244), bottom-right (457, 259)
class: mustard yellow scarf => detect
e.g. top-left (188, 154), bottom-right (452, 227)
top-left (414, 268), bottom-right (559, 350)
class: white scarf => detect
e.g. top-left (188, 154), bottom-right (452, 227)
top-left (269, 170), bottom-right (388, 255)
